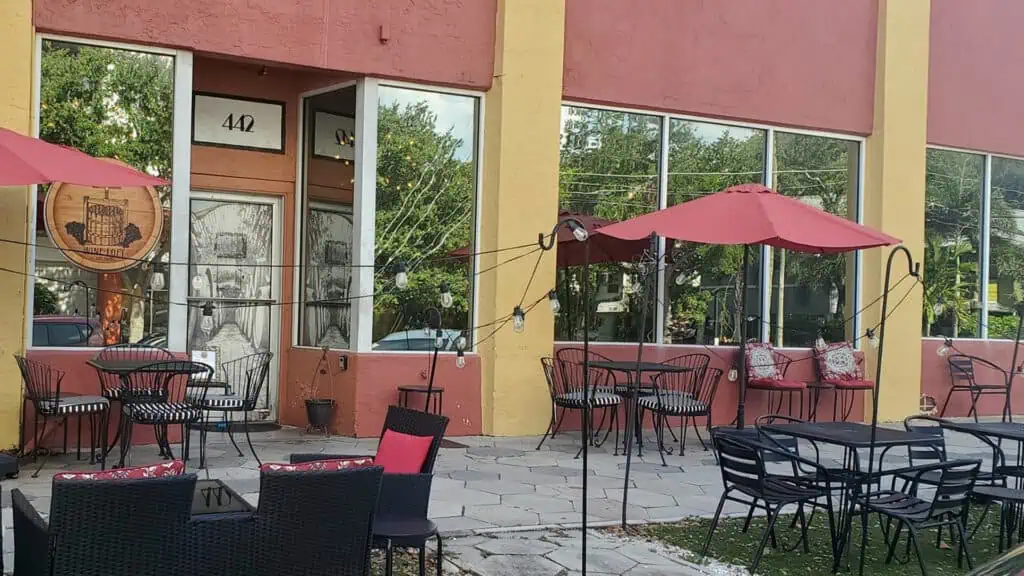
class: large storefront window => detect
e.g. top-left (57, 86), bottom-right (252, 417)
top-left (770, 132), bottom-right (860, 347)
top-left (32, 39), bottom-right (174, 347)
top-left (989, 156), bottom-right (1024, 338)
top-left (923, 149), bottom-right (984, 338)
top-left (372, 86), bottom-right (478, 349)
top-left (557, 105), bottom-right (660, 343)
top-left (663, 119), bottom-right (765, 345)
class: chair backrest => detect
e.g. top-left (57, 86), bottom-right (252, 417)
top-left (753, 414), bottom-right (805, 466)
top-left (555, 346), bottom-right (613, 366)
top-left (928, 460), bottom-right (981, 520)
top-left (254, 466), bottom-right (383, 576)
top-left (14, 355), bottom-right (63, 406)
top-left (656, 353), bottom-right (711, 398)
top-left (697, 368), bottom-right (724, 407)
top-left (903, 415), bottom-right (947, 464)
top-left (123, 360), bottom-right (214, 406)
top-left (712, 432), bottom-right (765, 495)
top-left (379, 405), bottom-right (450, 474)
top-left (49, 474), bottom-right (197, 576)
top-left (220, 352), bottom-right (273, 409)
top-left (375, 473), bottom-right (432, 520)
top-left (948, 354), bottom-right (976, 387)
top-left (540, 357), bottom-right (558, 399)
top-left (93, 344), bottom-right (174, 393)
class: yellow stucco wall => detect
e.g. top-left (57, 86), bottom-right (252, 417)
top-left (862, 0), bottom-right (930, 422)
top-left (0, 0), bottom-right (34, 448)
top-left (478, 0), bottom-right (565, 435)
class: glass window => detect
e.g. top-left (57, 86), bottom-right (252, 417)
top-left (372, 87), bottom-right (479, 347)
top-left (923, 149), bottom-right (984, 337)
top-left (769, 132), bottom-right (860, 347)
top-left (663, 119), bottom-right (766, 345)
top-left (557, 105), bottom-right (660, 343)
top-left (298, 85), bottom-right (357, 349)
top-left (33, 40), bottom-right (174, 346)
top-left (988, 156), bottom-right (1024, 339)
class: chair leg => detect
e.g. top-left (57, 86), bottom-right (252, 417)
top-left (694, 416), bottom-right (709, 451)
top-left (939, 387), bottom-right (956, 418)
top-left (436, 533), bottom-right (444, 576)
top-left (596, 407), bottom-right (617, 447)
top-left (742, 503), bottom-right (756, 533)
top-left (76, 415), bottom-right (82, 460)
top-left (385, 540), bottom-right (394, 576)
top-left (536, 408), bottom-right (556, 451)
top-left (419, 545), bottom-right (426, 576)
top-left (183, 423), bottom-right (191, 466)
top-left (969, 391), bottom-right (982, 423)
top-left (701, 491), bottom-right (729, 559)
top-left (907, 528), bottom-right (930, 576)
top-left (884, 520), bottom-right (905, 564)
top-left (680, 415), bottom-right (690, 458)
top-left (551, 407), bottom-right (566, 439)
top-left (751, 504), bottom-right (783, 574)
top-left (244, 410), bottom-right (261, 466)
top-left (655, 413), bottom-right (667, 467)
top-left (32, 416), bottom-right (56, 479)
top-left (225, 415), bottom-right (244, 457)
top-left (956, 519), bottom-right (973, 569)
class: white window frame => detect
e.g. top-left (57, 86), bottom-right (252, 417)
top-left (556, 100), bottom-right (867, 349)
top-left (28, 34), bottom-right (193, 352)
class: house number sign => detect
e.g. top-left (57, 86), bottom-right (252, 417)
top-left (192, 93), bottom-right (285, 153)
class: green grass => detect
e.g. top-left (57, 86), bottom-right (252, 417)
top-left (635, 508), bottom-right (1010, 576)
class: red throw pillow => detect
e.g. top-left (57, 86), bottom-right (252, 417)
top-left (259, 457), bottom-right (375, 473)
top-left (55, 460), bottom-right (185, 481)
top-left (815, 342), bottom-right (859, 381)
top-left (373, 430), bottom-right (433, 474)
top-left (746, 342), bottom-right (781, 380)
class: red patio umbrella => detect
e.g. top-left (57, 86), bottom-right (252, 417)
top-left (0, 128), bottom-right (167, 187)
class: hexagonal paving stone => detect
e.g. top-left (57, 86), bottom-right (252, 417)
top-left (466, 446), bottom-right (526, 458)
top-left (502, 493), bottom-right (575, 513)
top-left (448, 469), bottom-right (500, 482)
top-left (530, 466), bottom-right (593, 477)
top-left (466, 479), bottom-right (536, 495)
top-left (472, 554), bottom-right (564, 576)
top-left (440, 487), bottom-right (501, 506)
top-left (604, 488), bottom-right (677, 508)
top-left (619, 462), bottom-right (686, 474)
top-left (477, 536), bottom-right (558, 556)
top-left (464, 504), bottom-right (540, 527)
top-left (546, 547), bottom-right (637, 574)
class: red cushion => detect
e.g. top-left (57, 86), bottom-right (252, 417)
top-left (815, 342), bottom-right (860, 381)
top-left (373, 430), bottom-right (433, 473)
top-left (748, 378), bottom-right (807, 390)
top-left (259, 457), bottom-right (375, 473)
top-left (829, 378), bottom-right (874, 390)
top-left (55, 460), bottom-right (185, 481)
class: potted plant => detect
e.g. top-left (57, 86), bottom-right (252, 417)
top-left (297, 347), bottom-right (337, 435)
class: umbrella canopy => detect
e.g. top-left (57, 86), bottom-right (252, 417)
top-left (595, 183), bottom-right (899, 252)
top-left (0, 128), bottom-right (167, 187)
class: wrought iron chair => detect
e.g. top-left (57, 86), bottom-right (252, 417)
top-left (535, 357), bottom-right (621, 458)
top-left (811, 342), bottom-right (875, 422)
top-left (638, 356), bottom-right (716, 464)
top-left (745, 342), bottom-right (807, 418)
top-left (189, 352), bottom-right (273, 467)
top-left (117, 360), bottom-right (213, 468)
top-left (15, 355), bottom-right (110, 477)
top-left (941, 354), bottom-right (1012, 422)
top-left (92, 343), bottom-right (175, 453)
top-left (552, 347), bottom-right (622, 448)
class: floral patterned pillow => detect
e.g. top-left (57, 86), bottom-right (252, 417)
top-left (55, 460), bottom-right (185, 481)
top-left (259, 457), bottom-right (375, 473)
top-left (816, 342), bottom-right (859, 381)
top-left (746, 342), bottom-right (781, 380)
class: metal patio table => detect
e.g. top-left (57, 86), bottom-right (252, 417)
top-left (589, 361), bottom-right (692, 457)
top-left (761, 421), bottom-right (937, 571)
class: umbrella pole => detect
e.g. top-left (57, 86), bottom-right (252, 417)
top-left (858, 246), bottom-right (919, 576)
top-left (1006, 305), bottom-right (1023, 423)
top-left (736, 244), bottom-right (750, 429)
top-left (581, 238), bottom-right (590, 576)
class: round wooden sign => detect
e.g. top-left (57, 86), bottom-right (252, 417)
top-left (43, 158), bottom-right (164, 273)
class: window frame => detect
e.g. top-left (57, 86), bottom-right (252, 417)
top-left (557, 100), bottom-right (866, 349)
top-left (28, 33), bottom-right (193, 352)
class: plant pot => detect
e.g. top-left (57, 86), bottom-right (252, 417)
top-left (304, 398), bottom-right (335, 432)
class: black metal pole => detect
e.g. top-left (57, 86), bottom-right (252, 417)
top-left (424, 308), bottom-right (442, 412)
top-left (858, 246), bottom-right (919, 576)
top-left (1006, 305), bottom-right (1023, 423)
top-left (736, 244), bottom-right (750, 429)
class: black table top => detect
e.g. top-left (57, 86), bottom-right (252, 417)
top-left (940, 421), bottom-right (1024, 442)
top-left (589, 361), bottom-right (692, 373)
top-left (192, 479), bottom-right (253, 515)
top-left (761, 421), bottom-right (937, 449)
top-left (88, 358), bottom-right (211, 375)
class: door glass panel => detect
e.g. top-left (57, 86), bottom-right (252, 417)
top-left (301, 205), bottom-right (353, 348)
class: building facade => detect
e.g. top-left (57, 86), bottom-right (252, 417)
top-left (0, 0), bottom-right (1017, 448)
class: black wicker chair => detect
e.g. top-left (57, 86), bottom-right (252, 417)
top-left (941, 354), bottom-right (1012, 422)
top-left (253, 466), bottom-right (384, 576)
top-left (92, 344), bottom-right (175, 452)
top-left (189, 352), bottom-right (273, 467)
top-left (15, 355), bottom-right (110, 477)
top-left (12, 474), bottom-right (197, 576)
top-left (117, 361), bottom-right (213, 468)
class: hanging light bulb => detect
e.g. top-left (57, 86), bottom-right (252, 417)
top-left (548, 289), bottom-right (561, 314)
top-left (423, 323), bottom-right (432, 337)
top-left (455, 331), bottom-right (468, 352)
top-left (394, 262), bottom-right (409, 289)
top-left (200, 302), bottom-right (215, 334)
top-left (192, 275), bottom-right (205, 292)
top-left (937, 337), bottom-right (953, 357)
top-left (434, 328), bottom-right (445, 349)
top-left (440, 282), bottom-right (453, 309)
top-left (866, 328), bottom-right (880, 349)
top-left (829, 284), bottom-right (840, 315)
top-left (567, 220), bottom-right (588, 242)
top-left (933, 298), bottom-right (945, 317)
top-left (512, 305), bottom-right (526, 333)
top-left (150, 270), bottom-right (165, 291)
top-left (455, 349), bottom-right (466, 369)
top-left (728, 367), bottom-right (738, 382)
top-left (674, 271), bottom-right (687, 286)
top-left (815, 332), bottom-right (826, 350)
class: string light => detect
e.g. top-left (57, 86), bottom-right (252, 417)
top-left (567, 220), bottom-right (588, 242)
top-left (548, 290), bottom-right (561, 314)
top-left (440, 282), bottom-right (453, 309)
top-left (455, 349), bottom-right (466, 369)
top-left (866, 328), bottom-right (880, 349)
top-left (937, 336), bottom-right (953, 357)
top-left (191, 275), bottom-right (205, 291)
top-left (814, 332), bottom-right (826, 350)
top-left (727, 367), bottom-right (738, 382)
top-left (454, 331), bottom-right (468, 352)
top-left (434, 328), bottom-right (445, 350)
top-left (512, 305), bottom-right (526, 333)
top-left (933, 298), bottom-right (945, 317)
top-left (200, 302), bottom-right (215, 334)
top-left (150, 269), bottom-right (165, 291)
top-left (394, 262), bottom-right (409, 289)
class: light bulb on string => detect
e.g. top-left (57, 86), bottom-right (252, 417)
top-left (440, 282), bottom-right (453, 309)
top-left (192, 275), bottom-right (205, 292)
top-left (200, 302), bottom-right (215, 334)
top-left (815, 333), bottom-right (826, 350)
top-left (933, 298), bottom-right (945, 317)
top-left (423, 324), bottom-right (432, 337)
top-left (455, 331), bottom-right (468, 352)
top-left (866, 328), bottom-right (880, 349)
top-left (394, 262), bottom-right (409, 289)
top-left (150, 271), bottom-right (165, 291)
top-left (567, 220), bottom-right (588, 242)
top-left (548, 290), bottom-right (561, 314)
top-left (674, 272), bottom-right (687, 286)
top-left (728, 367), bottom-right (738, 382)
top-left (455, 350), bottom-right (466, 369)
top-left (512, 306), bottom-right (526, 333)
top-left (434, 329), bottom-right (445, 350)
top-left (937, 337), bottom-right (953, 358)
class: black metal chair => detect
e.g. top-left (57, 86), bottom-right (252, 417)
top-left (253, 466), bottom-right (384, 576)
top-left (15, 355), bottom-right (109, 477)
top-left (117, 361), bottom-right (213, 469)
top-left (640, 359), bottom-right (718, 464)
top-left (12, 473), bottom-right (197, 576)
top-left (535, 356), bottom-right (621, 457)
top-left (860, 459), bottom-right (981, 575)
top-left (702, 431), bottom-right (835, 574)
top-left (291, 404), bottom-right (450, 474)
top-left (189, 352), bottom-right (273, 467)
top-left (92, 344), bottom-right (175, 453)
top-left (941, 354), bottom-right (1012, 422)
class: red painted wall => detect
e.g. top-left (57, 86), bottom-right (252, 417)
top-left (921, 339), bottom-right (1024, 418)
top-left (33, 0), bottom-right (497, 90)
top-left (562, 0), bottom-right (878, 134)
top-left (928, 0), bottom-right (1024, 157)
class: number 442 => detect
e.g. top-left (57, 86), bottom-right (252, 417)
top-left (222, 113), bottom-right (254, 132)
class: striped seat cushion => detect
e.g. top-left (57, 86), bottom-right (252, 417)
top-left (190, 395), bottom-right (246, 409)
top-left (554, 389), bottom-right (621, 408)
top-left (39, 395), bottom-right (109, 416)
top-left (102, 387), bottom-right (164, 401)
top-left (637, 393), bottom-right (708, 416)
top-left (124, 402), bottom-right (202, 423)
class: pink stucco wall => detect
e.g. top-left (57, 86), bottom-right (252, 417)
top-left (33, 0), bottom-right (497, 90)
top-left (928, 0), bottom-right (1024, 157)
top-left (562, 0), bottom-right (878, 134)
top-left (921, 339), bottom-right (1024, 418)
